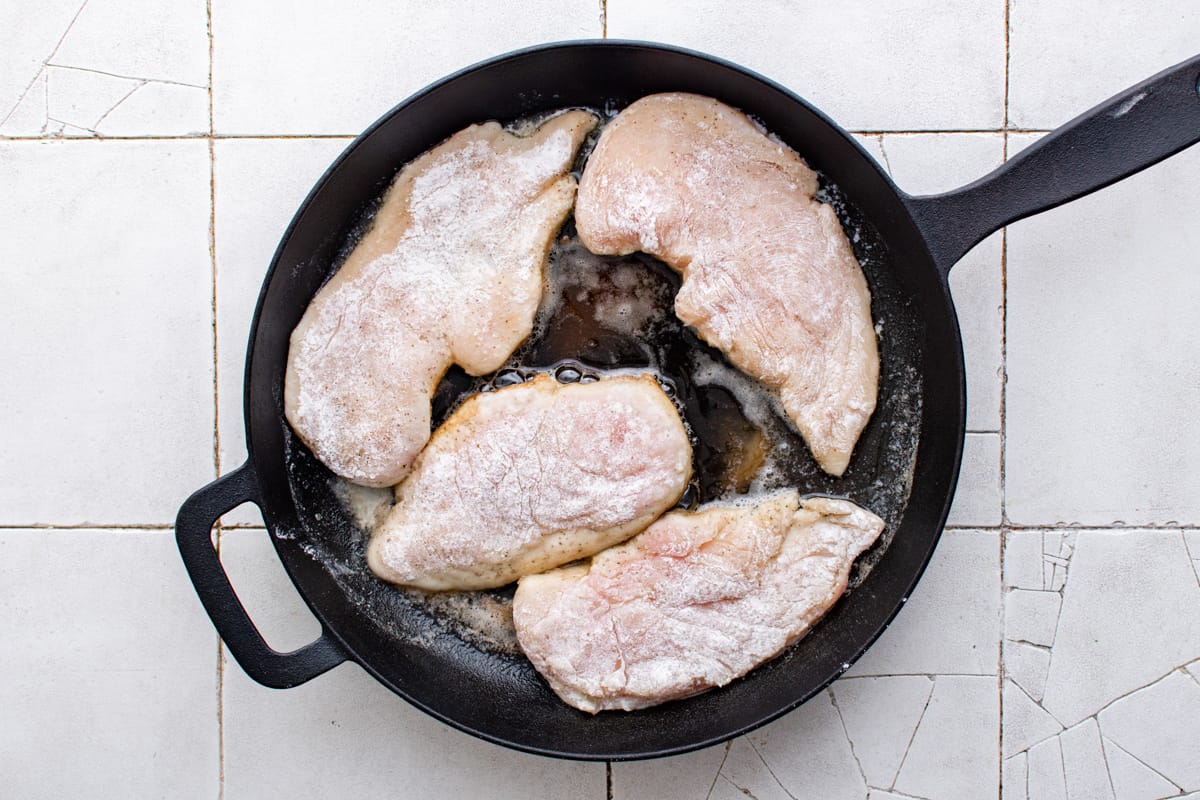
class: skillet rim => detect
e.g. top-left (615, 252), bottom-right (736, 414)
top-left (239, 39), bottom-right (967, 760)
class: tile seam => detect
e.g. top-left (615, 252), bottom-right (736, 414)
top-left (1000, 0), bottom-right (1012, 794)
top-left (206, 0), bottom-right (225, 796)
top-left (0, 129), bottom-right (1057, 143)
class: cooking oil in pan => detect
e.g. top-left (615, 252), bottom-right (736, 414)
top-left (283, 155), bottom-right (924, 660)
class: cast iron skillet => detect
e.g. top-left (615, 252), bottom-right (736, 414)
top-left (176, 42), bottom-right (1200, 760)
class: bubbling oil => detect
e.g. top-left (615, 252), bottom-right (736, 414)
top-left (285, 108), bottom-right (924, 659)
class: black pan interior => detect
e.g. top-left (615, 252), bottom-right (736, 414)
top-left (244, 43), bottom-right (965, 759)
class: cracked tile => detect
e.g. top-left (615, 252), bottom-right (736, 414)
top-left (212, 0), bottom-right (599, 135)
top-left (1187, 659), bottom-right (1200, 684)
top-left (1002, 753), bottom-right (1028, 800)
top-left (2, 0), bottom-right (209, 137)
top-left (1102, 736), bottom-right (1182, 800)
top-left (46, 64), bottom-right (139, 125)
top-left (94, 80), bottom-right (208, 136)
top-left (611, 742), bottom-right (728, 800)
top-left (1185, 531), bottom-right (1200, 587)
top-left (893, 676), bottom-right (998, 799)
top-left (50, 0), bottom-right (209, 88)
top-left (1059, 719), bottom-right (1115, 800)
top-left (1005, 533), bottom-right (1045, 591)
top-left (0, 530), bottom-right (218, 797)
top-left (0, 0), bottom-right (85, 127)
top-left (1005, 589), bottom-right (1062, 648)
top-left (1026, 735), bottom-right (1067, 800)
top-left (850, 531), bottom-right (1000, 677)
top-left (1003, 680), bottom-right (1063, 759)
top-left (867, 791), bottom-right (924, 800)
top-left (1040, 532), bottom-right (1200, 728)
top-left (720, 737), bottom-right (806, 800)
top-left (738, 691), bottom-right (866, 800)
top-left (831, 676), bottom-right (934, 789)
top-left (0, 140), bottom-right (214, 524)
top-left (0, 70), bottom-right (50, 135)
top-left (1097, 670), bottom-right (1200, 791)
top-left (1005, 640), bottom-right (1052, 703)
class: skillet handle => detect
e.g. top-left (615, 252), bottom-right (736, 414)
top-left (175, 462), bottom-right (347, 688)
top-left (904, 53), bottom-right (1200, 274)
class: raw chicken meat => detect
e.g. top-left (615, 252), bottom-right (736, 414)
top-left (512, 490), bottom-right (884, 712)
top-left (367, 373), bottom-right (693, 591)
top-left (575, 93), bottom-right (878, 476)
top-left (285, 110), bottom-right (598, 487)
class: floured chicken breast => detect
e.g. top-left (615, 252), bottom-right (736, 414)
top-left (513, 490), bottom-right (884, 712)
top-left (367, 373), bottom-right (693, 591)
top-left (575, 93), bottom-right (878, 476)
top-left (286, 110), bottom-right (598, 487)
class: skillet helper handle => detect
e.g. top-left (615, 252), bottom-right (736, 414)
top-left (175, 462), bottom-right (347, 688)
top-left (905, 53), bottom-right (1200, 273)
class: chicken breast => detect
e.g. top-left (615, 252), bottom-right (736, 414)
top-left (575, 93), bottom-right (878, 476)
top-left (367, 373), bottom-right (693, 591)
top-left (286, 110), bottom-right (598, 487)
top-left (513, 490), bottom-right (884, 713)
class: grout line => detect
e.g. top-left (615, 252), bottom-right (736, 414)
top-left (0, 129), bottom-right (1057, 144)
top-left (0, 133), bottom-right (358, 142)
top-left (600, 0), bottom-right (607, 38)
top-left (0, 0), bottom-right (89, 127)
top-left (205, 2), bottom-right (226, 796)
top-left (849, 128), bottom-right (1051, 136)
top-left (703, 741), bottom-right (732, 800)
top-left (605, 761), bottom-right (612, 799)
top-left (999, 2), bottom-right (1012, 795)
top-left (890, 676), bottom-right (936, 790)
top-left (0, 524), bottom-right (177, 530)
top-left (747, 736), bottom-right (800, 800)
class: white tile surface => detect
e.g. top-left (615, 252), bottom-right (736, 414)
top-left (0, 140), bottom-right (214, 524)
top-left (606, 0), bottom-right (1006, 131)
top-left (892, 676), bottom-right (999, 799)
top-left (947, 432), bottom-right (1002, 527)
top-left (1002, 530), bottom-right (1200, 797)
top-left (1005, 588), bottom-right (1061, 648)
top-left (218, 529), bottom-right (604, 798)
top-left (849, 531), bottom-right (1000, 677)
top-left (4, 1), bottom-right (1199, 795)
top-left (212, 0), bottom-right (600, 135)
top-left (213, 137), bottom-right (352, 525)
top-left (1026, 734), bottom-right (1068, 800)
top-left (1059, 718), bottom-right (1116, 800)
top-left (1003, 752), bottom-right (1028, 800)
top-left (611, 743), bottom-right (728, 800)
top-left (1009, 2), bottom-right (1200, 129)
top-left (1103, 735), bottom-right (1183, 800)
top-left (1098, 670), bottom-right (1200, 792)
top-left (1006, 134), bottom-right (1200, 526)
top-left (0, 0), bottom-right (208, 136)
top-left (1038, 532), bottom-right (1200, 729)
top-left (0, 530), bottom-right (218, 798)
top-left (830, 676), bottom-right (934, 788)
